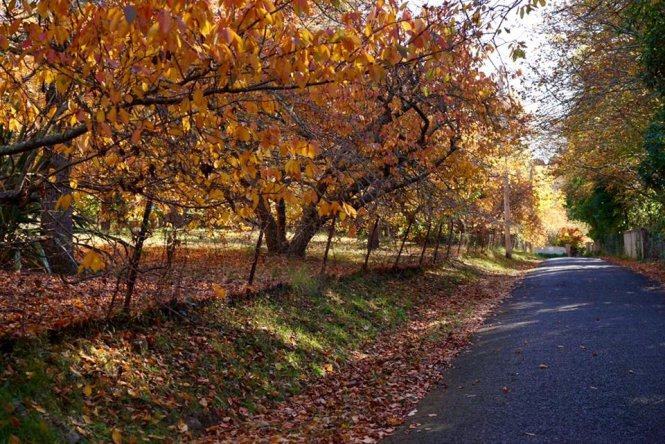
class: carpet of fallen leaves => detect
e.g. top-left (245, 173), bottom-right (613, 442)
top-left (603, 256), bottom-right (665, 288)
top-left (1, 244), bottom-right (537, 442)
top-left (204, 263), bottom-right (532, 443)
top-left (1, 234), bottom-right (430, 340)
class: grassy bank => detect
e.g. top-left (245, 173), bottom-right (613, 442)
top-left (1, 251), bottom-right (537, 442)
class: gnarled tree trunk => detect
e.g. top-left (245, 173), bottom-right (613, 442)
top-left (41, 152), bottom-right (77, 274)
top-left (124, 198), bottom-right (153, 314)
top-left (286, 204), bottom-right (323, 257)
top-left (276, 198), bottom-right (287, 248)
top-left (256, 198), bottom-right (288, 254)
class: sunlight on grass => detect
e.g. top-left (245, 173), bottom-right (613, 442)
top-left (0, 249), bottom-right (535, 441)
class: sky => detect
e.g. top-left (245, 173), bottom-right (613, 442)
top-left (403, 0), bottom-right (553, 111)
top-left (488, 4), bottom-right (550, 114)
top-left (405, 0), bottom-right (558, 159)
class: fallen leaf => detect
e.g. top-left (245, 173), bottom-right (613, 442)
top-left (386, 416), bottom-right (403, 426)
top-left (212, 284), bottom-right (227, 300)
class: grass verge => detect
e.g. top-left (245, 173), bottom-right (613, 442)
top-left (1, 251), bottom-right (538, 443)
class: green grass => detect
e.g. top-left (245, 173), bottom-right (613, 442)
top-left (462, 249), bottom-right (539, 274)
top-left (0, 250), bottom-right (537, 442)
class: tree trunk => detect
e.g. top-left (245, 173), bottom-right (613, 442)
top-left (393, 219), bottom-right (413, 270)
top-left (256, 199), bottom-right (287, 254)
top-left (363, 216), bottom-right (380, 271)
top-left (320, 215), bottom-right (336, 274)
top-left (41, 152), bottom-right (77, 274)
top-left (286, 204), bottom-right (323, 257)
top-left (431, 221), bottom-right (444, 264)
top-left (123, 198), bottom-right (153, 314)
top-left (276, 198), bottom-right (287, 247)
top-left (165, 228), bottom-right (178, 270)
top-left (457, 222), bottom-right (464, 256)
top-left (503, 170), bottom-right (513, 259)
top-left (248, 226), bottom-right (264, 285)
top-left (368, 217), bottom-right (380, 250)
top-left (419, 221), bottom-right (431, 267)
top-left (100, 198), bottom-right (112, 232)
top-left (445, 219), bottom-right (454, 259)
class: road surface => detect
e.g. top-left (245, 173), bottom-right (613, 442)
top-left (386, 257), bottom-right (665, 443)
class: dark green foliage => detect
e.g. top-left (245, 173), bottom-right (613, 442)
top-left (639, 108), bottom-right (665, 196)
top-left (566, 181), bottom-right (627, 240)
top-left (629, 0), bottom-right (665, 95)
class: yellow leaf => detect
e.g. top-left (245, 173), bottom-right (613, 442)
top-left (78, 251), bottom-right (106, 273)
top-left (177, 419), bottom-right (189, 433)
top-left (219, 27), bottom-right (241, 47)
top-left (43, 69), bottom-right (56, 84)
top-left (131, 128), bottom-right (142, 145)
top-left (83, 384), bottom-right (92, 397)
top-left (118, 109), bottom-right (130, 124)
top-left (235, 126), bottom-right (251, 142)
top-left (192, 88), bottom-right (206, 109)
top-left (342, 202), bottom-right (357, 218)
top-left (200, 18), bottom-right (214, 37)
top-left (212, 284), bottom-right (227, 300)
top-left (55, 194), bottom-right (73, 211)
top-left (317, 200), bottom-right (330, 216)
top-left (245, 101), bottom-right (258, 114)
top-left (106, 152), bottom-right (120, 166)
top-left (304, 162), bottom-right (316, 178)
top-left (261, 100), bottom-right (275, 114)
top-left (37, 0), bottom-right (48, 18)
top-left (108, 107), bottom-right (117, 124)
top-left (32, 403), bottom-right (47, 414)
top-left (55, 75), bottom-right (69, 94)
top-left (303, 189), bottom-right (318, 204)
top-left (285, 159), bottom-right (300, 177)
top-left (8, 118), bottom-right (21, 132)
top-left (111, 428), bottom-right (122, 444)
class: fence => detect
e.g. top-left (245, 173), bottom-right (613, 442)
top-left (596, 230), bottom-right (665, 260)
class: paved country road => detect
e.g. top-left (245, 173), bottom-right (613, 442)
top-left (386, 257), bottom-right (665, 443)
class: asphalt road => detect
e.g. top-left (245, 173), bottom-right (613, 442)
top-left (386, 257), bottom-right (665, 443)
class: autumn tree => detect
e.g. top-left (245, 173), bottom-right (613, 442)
top-left (539, 0), bottom-right (665, 239)
top-left (0, 0), bottom-right (545, 279)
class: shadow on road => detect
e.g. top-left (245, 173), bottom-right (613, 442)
top-left (385, 257), bottom-right (665, 443)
